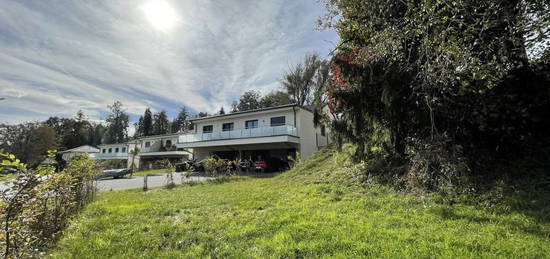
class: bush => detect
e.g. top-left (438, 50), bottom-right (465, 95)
top-left (406, 136), bottom-right (471, 195)
top-left (0, 150), bottom-right (100, 257)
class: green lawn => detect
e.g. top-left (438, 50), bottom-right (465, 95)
top-left (51, 149), bottom-right (550, 258)
top-left (131, 168), bottom-right (173, 177)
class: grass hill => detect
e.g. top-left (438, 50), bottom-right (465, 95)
top-left (51, 147), bottom-right (550, 258)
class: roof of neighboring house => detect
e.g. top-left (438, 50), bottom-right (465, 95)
top-left (190, 104), bottom-right (313, 122)
top-left (59, 145), bottom-right (100, 154)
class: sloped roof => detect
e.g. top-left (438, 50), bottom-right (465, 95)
top-left (59, 145), bottom-right (100, 153)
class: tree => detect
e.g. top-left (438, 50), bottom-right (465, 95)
top-left (230, 101), bottom-right (239, 113)
top-left (171, 107), bottom-right (190, 133)
top-left (197, 112), bottom-right (208, 118)
top-left (218, 106), bottom-right (225, 115)
top-left (104, 101), bottom-right (129, 144)
top-left (259, 91), bottom-right (293, 108)
top-left (134, 116), bottom-right (144, 138)
top-left (320, 0), bottom-right (550, 160)
top-left (152, 111), bottom-right (170, 135)
top-left (129, 147), bottom-right (140, 175)
top-left (143, 108), bottom-right (153, 136)
top-left (0, 123), bottom-right (58, 168)
top-left (281, 53), bottom-right (322, 106)
top-left (87, 122), bottom-right (106, 146)
top-left (236, 90), bottom-right (261, 111)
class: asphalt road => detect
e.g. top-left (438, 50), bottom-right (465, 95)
top-left (96, 173), bottom-right (210, 191)
top-left (0, 173), bottom-right (211, 192)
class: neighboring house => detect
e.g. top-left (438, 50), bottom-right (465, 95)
top-left (176, 104), bottom-right (330, 161)
top-left (59, 145), bottom-right (100, 161)
top-left (92, 135), bottom-right (191, 170)
top-left (133, 133), bottom-right (191, 170)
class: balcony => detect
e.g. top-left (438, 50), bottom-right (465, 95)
top-left (178, 125), bottom-right (298, 144)
top-left (90, 153), bottom-right (128, 160)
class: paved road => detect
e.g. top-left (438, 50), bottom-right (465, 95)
top-left (97, 173), bottom-right (210, 191)
top-left (0, 173), bottom-right (211, 192)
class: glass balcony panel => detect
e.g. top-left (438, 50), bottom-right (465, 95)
top-left (178, 125), bottom-right (297, 144)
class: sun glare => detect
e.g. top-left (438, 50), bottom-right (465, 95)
top-left (141, 1), bottom-right (179, 31)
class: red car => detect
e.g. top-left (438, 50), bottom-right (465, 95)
top-left (253, 161), bottom-right (268, 172)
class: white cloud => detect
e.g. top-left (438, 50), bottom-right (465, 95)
top-left (0, 0), bottom-right (338, 124)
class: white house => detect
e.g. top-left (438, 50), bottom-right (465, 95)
top-left (90, 104), bottom-right (329, 169)
top-left (59, 145), bottom-right (100, 161)
top-left (176, 104), bottom-right (330, 161)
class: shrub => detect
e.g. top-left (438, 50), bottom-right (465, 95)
top-left (0, 150), bottom-right (100, 257)
top-left (406, 136), bottom-right (471, 195)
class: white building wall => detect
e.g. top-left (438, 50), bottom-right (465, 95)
top-left (297, 109), bottom-right (318, 159)
top-left (193, 108), bottom-right (297, 134)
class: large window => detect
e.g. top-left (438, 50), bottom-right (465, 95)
top-left (144, 142), bottom-right (150, 148)
top-left (203, 125), bottom-right (213, 133)
top-left (122, 147), bottom-right (126, 153)
top-left (102, 149), bottom-right (106, 153)
top-left (115, 147), bottom-right (119, 153)
top-left (270, 116), bottom-right (286, 126)
top-left (222, 123), bottom-right (234, 131)
top-left (108, 148), bottom-right (112, 153)
top-left (245, 120), bottom-right (258, 129)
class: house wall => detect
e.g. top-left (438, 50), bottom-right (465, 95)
top-left (98, 144), bottom-right (128, 156)
top-left (297, 109), bottom-right (318, 159)
top-left (192, 108), bottom-right (297, 134)
top-left (140, 136), bottom-right (178, 152)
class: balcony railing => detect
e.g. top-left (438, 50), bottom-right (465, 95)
top-left (178, 125), bottom-right (298, 143)
top-left (90, 153), bottom-right (128, 159)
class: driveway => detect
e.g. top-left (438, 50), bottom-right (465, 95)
top-left (97, 173), bottom-right (210, 191)
top-left (0, 172), bottom-right (211, 192)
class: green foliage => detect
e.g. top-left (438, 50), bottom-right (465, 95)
top-left (317, 0), bottom-right (550, 192)
top-left (236, 90), bottom-right (262, 111)
top-left (0, 151), bottom-right (100, 257)
top-left (105, 101), bottom-right (129, 144)
top-left (50, 147), bottom-right (550, 258)
top-left (259, 91), bottom-right (293, 108)
top-left (153, 110), bottom-right (170, 135)
top-left (0, 123), bottom-right (59, 168)
top-left (282, 53), bottom-right (329, 106)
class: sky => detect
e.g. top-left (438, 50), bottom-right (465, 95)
top-left (0, 0), bottom-right (338, 125)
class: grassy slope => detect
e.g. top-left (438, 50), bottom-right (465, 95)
top-left (51, 148), bottom-right (550, 258)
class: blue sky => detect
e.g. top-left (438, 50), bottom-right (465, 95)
top-left (0, 0), bottom-right (338, 125)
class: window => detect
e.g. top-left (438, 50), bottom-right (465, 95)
top-left (122, 147), bottom-right (126, 153)
top-left (102, 149), bottom-right (106, 153)
top-left (245, 120), bottom-right (258, 129)
top-left (222, 123), bottom-right (234, 131)
top-left (108, 148), bottom-right (112, 153)
top-left (270, 116), bottom-right (285, 126)
top-left (203, 125), bottom-right (213, 133)
top-left (165, 140), bottom-right (172, 146)
top-left (115, 148), bottom-right (119, 153)
top-left (144, 142), bottom-right (150, 148)
top-left (321, 125), bottom-right (326, 136)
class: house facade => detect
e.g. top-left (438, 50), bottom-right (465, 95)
top-left (59, 145), bottom-right (100, 161)
top-left (90, 104), bottom-right (329, 170)
top-left (92, 135), bottom-right (191, 170)
top-left (176, 104), bottom-right (329, 162)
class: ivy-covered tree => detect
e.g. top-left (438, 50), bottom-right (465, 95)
top-left (320, 0), bottom-right (550, 161)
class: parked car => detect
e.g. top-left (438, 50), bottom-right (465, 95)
top-left (253, 161), bottom-right (268, 173)
top-left (96, 168), bottom-right (132, 180)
